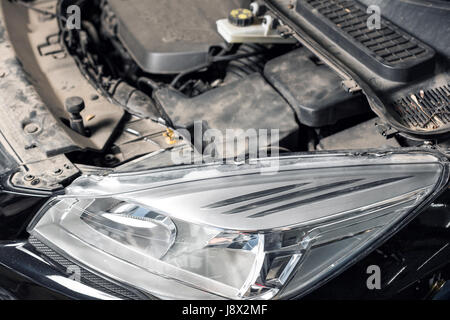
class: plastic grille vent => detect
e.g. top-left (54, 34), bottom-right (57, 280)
top-left (392, 85), bottom-right (450, 131)
top-left (306, 0), bottom-right (429, 64)
top-left (28, 237), bottom-right (145, 300)
top-left (296, 0), bottom-right (436, 81)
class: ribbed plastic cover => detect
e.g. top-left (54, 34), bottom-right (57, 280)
top-left (295, 0), bottom-right (436, 81)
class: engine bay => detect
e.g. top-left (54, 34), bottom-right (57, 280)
top-left (57, 0), bottom-right (380, 164)
top-left (1, 0), bottom-right (449, 178)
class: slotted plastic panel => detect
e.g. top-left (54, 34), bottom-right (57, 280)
top-left (392, 85), bottom-right (450, 131)
top-left (296, 0), bottom-right (436, 81)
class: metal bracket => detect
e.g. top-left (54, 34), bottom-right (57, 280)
top-left (11, 155), bottom-right (80, 191)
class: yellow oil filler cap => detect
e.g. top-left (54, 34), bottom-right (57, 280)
top-left (228, 8), bottom-right (255, 27)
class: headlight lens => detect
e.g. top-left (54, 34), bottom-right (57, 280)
top-left (28, 151), bottom-right (448, 300)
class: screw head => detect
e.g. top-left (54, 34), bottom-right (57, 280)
top-left (24, 174), bottom-right (35, 181)
top-left (24, 123), bottom-right (40, 134)
top-left (104, 154), bottom-right (118, 164)
top-left (31, 178), bottom-right (40, 186)
top-left (65, 96), bottom-right (85, 114)
top-left (53, 169), bottom-right (63, 176)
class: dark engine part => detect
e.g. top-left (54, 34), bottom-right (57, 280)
top-left (111, 81), bottom-right (162, 119)
top-left (391, 84), bottom-right (450, 133)
top-left (264, 48), bottom-right (370, 127)
top-left (223, 44), bottom-right (267, 84)
top-left (57, 0), bottom-right (389, 155)
top-left (106, 0), bottom-right (249, 74)
top-left (358, 0), bottom-right (450, 59)
top-left (153, 73), bottom-right (300, 152)
top-left (295, 0), bottom-right (436, 82)
top-left (318, 118), bottom-right (400, 151)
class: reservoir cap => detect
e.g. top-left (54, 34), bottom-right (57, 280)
top-left (228, 8), bottom-right (254, 27)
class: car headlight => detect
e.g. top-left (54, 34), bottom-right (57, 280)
top-left (28, 150), bottom-right (449, 300)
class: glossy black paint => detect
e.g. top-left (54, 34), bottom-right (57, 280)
top-left (0, 143), bottom-right (50, 240)
top-left (304, 190), bottom-right (450, 300)
top-left (0, 193), bottom-right (48, 240)
top-left (0, 242), bottom-right (116, 300)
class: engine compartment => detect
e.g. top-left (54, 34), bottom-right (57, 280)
top-left (56, 0), bottom-right (387, 165)
top-left (2, 0), bottom-right (448, 175)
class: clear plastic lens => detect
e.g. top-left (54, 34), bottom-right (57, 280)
top-left (29, 152), bottom-right (448, 300)
top-left (80, 199), bottom-right (177, 259)
top-left (33, 198), bottom-right (276, 299)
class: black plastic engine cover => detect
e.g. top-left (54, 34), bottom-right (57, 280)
top-left (107, 0), bottom-right (248, 74)
top-left (153, 74), bottom-right (300, 152)
top-left (264, 48), bottom-right (370, 127)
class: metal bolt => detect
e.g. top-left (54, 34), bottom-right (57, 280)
top-left (24, 174), bottom-right (35, 181)
top-left (65, 96), bottom-right (88, 136)
top-left (64, 164), bottom-right (72, 170)
top-left (31, 178), bottom-right (40, 186)
top-left (66, 96), bottom-right (85, 114)
top-left (105, 154), bottom-right (116, 162)
top-left (53, 169), bottom-right (63, 176)
top-left (24, 123), bottom-right (40, 134)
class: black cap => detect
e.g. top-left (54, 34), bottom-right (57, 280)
top-left (65, 96), bottom-right (85, 114)
top-left (228, 8), bottom-right (254, 27)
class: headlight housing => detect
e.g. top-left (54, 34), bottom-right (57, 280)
top-left (28, 150), bottom-right (449, 300)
